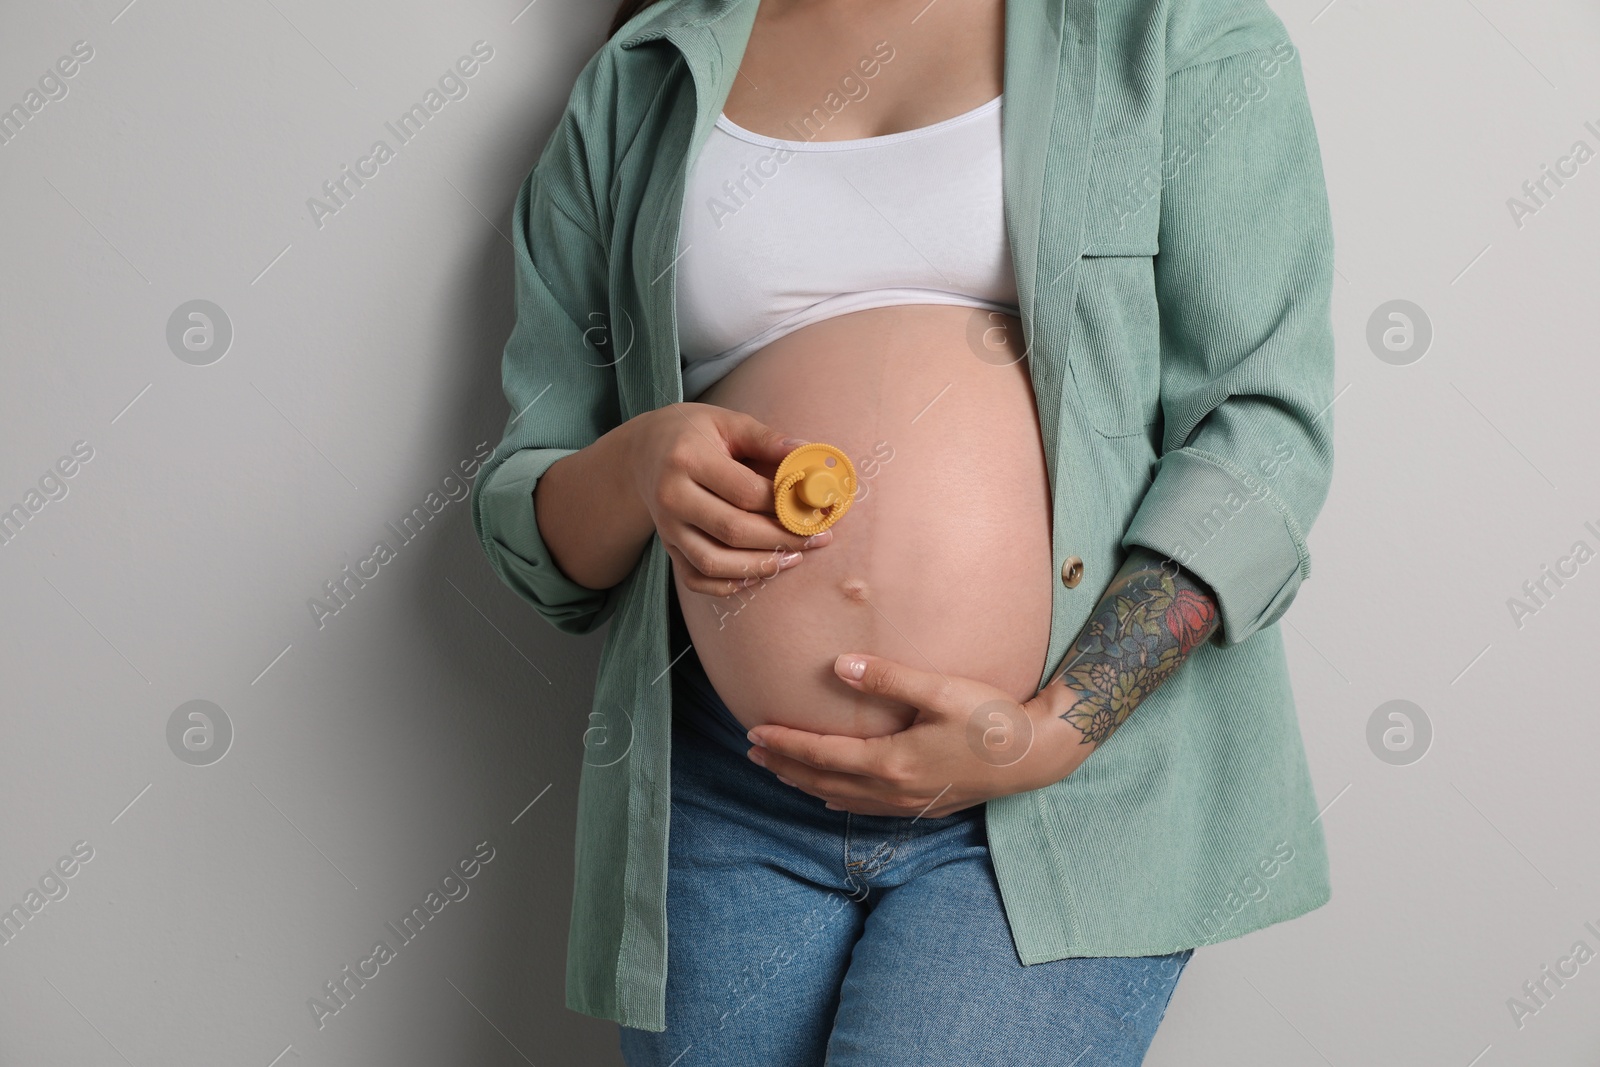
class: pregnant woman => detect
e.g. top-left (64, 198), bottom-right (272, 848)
top-left (471, 0), bottom-right (1337, 1062)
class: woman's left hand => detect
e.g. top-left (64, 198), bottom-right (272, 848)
top-left (744, 652), bottom-right (1092, 819)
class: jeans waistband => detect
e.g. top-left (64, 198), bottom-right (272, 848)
top-left (666, 580), bottom-right (755, 754)
top-left (670, 642), bottom-right (754, 754)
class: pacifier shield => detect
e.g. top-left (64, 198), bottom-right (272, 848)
top-left (773, 443), bottom-right (858, 536)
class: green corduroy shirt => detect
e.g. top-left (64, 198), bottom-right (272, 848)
top-left (470, 0), bottom-right (1337, 1032)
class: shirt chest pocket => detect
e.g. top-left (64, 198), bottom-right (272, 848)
top-left (1068, 136), bottom-right (1164, 438)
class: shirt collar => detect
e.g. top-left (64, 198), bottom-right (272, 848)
top-left (617, 0), bottom-right (751, 51)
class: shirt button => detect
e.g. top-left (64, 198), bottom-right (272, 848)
top-left (1060, 555), bottom-right (1084, 588)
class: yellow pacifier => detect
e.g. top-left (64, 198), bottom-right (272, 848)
top-left (773, 443), bottom-right (857, 536)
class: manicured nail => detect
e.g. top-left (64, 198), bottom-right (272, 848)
top-left (802, 530), bottom-right (833, 548)
top-left (778, 551), bottom-right (802, 567)
top-left (747, 747), bottom-right (767, 766)
top-left (837, 655), bottom-right (866, 680)
top-left (746, 729), bottom-right (765, 747)
top-left (781, 437), bottom-right (809, 448)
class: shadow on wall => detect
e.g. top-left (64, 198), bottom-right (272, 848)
top-left (351, 141), bottom-right (624, 1063)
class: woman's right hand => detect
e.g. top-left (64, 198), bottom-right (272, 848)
top-left (626, 403), bottom-right (832, 597)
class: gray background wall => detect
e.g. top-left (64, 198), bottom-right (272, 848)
top-left (1, 0), bottom-right (1596, 1064)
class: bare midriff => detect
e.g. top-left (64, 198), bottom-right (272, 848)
top-left (675, 303), bottom-right (1056, 739)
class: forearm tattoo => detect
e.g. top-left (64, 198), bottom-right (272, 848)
top-left (1050, 546), bottom-right (1221, 745)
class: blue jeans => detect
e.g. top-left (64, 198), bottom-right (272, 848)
top-left (618, 631), bottom-right (1193, 1067)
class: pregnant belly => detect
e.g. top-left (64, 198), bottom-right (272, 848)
top-left (675, 304), bottom-right (1056, 739)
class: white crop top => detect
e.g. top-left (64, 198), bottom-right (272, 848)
top-left (675, 94), bottom-right (1019, 401)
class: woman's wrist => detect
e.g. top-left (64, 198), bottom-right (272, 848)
top-left (536, 416), bottom-right (659, 591)
top-left (602, 412), bottom-right (660, 543)
top-left (1017, 546), bottom-right (1223, 789)
top-left (1022, 683), bottom-right (1095, 789)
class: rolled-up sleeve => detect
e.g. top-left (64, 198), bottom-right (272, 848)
top-left (1120, 33), bottom-right (1336, 647)
top-left (470, 93), bottom-right (623, 637)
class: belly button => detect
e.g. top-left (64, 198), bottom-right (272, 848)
top-left (840, 578), bottom-right (869, 603)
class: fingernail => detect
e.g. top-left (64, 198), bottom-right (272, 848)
top-left (781, 437), bottom-right (809, 448)
top-left (837, 655), bottom-right (866, 680)
top-left (748, 748), bottom-right (768, 766)
top-left (777, 775), bottom-right (798, 787)
top-left (778, 551), bottom-right (802, 567)
top-left (802, 531), bottom-right (833, 548)
top-left (746, 729), bottom-right (765, 747)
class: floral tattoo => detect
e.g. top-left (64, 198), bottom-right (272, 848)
top-left (1051, 546), bottom-right (1221, 745)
